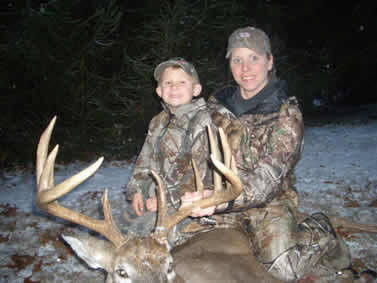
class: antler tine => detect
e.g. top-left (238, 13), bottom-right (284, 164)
top-left (153, 126), bottom-right (242, 232)
top-left (153, 159), bottom-right (204, 236)
top-left (192, 159), bottom-right (204, 194)
top-left (207, 126), bottom-right (222, 191)
top-left (218, 128), bottom-right (232, 190)
top-left (36, 117), bottom-right (127, 248)
top-left (152, 170), bottom-right (169, 234)
top-left (36, 116), bottom-right (56, 186)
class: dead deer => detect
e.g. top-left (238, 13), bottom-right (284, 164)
top-left (36, 117), bottom-right (377, 283)
top-left (36, 117), bottom-right (283, 283)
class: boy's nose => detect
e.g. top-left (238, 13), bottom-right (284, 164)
top-left (171, 82), bottom-right (180, 89)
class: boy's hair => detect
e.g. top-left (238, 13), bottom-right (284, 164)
top-left (154, 57), bottom-right (200, 84)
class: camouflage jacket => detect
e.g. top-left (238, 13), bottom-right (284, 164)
top-left (126, 98), bottom-right (213, 209)
top-left (207, 79), bottom-right (304, 212)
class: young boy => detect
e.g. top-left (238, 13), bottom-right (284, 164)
top-left (126, 58), bottom-right (214, 217)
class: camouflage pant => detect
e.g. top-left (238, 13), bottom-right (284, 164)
top-left (177, 204), bottom-right (351, 282)
top-left (240, 205), bottom-right (351, 281)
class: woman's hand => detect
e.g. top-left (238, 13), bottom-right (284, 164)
top-left (181, 190), bottom-right (216, 217)
top-left (146, 196), bottom-right (157, 212)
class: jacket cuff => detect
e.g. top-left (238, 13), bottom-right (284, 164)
top-left (215, 200), bottom-right (234, 213)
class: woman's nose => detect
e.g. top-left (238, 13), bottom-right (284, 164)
top-left (242, 62), bottom-right (250, 72)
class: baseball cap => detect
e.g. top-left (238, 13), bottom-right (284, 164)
top-left (226, 27), bottom-right (271, 58)
top-left (154, 57), bottom-right (200, 83)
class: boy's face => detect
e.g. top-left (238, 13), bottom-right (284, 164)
top-left (156, 66), bottom-right (201, 107)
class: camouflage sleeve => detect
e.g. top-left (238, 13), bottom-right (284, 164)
top-left (232, 103), bottom-right (304, 209)
top-left (174, 112), bottom-right (215, 198)
top-left (190, 120), bottom-right (215, 189)
top-left (125, 119), bottom-right (158, 201)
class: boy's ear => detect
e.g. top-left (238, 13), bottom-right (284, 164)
top-left (193, 83), bottom-right (202, 97)
top-left (156, 86), bottom-right (162, 98)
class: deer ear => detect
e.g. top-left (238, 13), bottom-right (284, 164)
top-left (62, 234), bottom-right (115, 271)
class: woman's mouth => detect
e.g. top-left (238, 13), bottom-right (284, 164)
top-left (242, 75), bottom-right (255, 82)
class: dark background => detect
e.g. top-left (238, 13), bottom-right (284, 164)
top-left (1, 0), bottom-right (376, 169)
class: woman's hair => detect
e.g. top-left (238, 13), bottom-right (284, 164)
top-left (266, 53), bottom-right (277, 80)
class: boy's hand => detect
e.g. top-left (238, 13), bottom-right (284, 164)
top-left (181, 190), bottom-right (216, 217)
top-left (132, 193), bottom-right (145, 216)
top-left (146, 196), bottom-right (157, 212)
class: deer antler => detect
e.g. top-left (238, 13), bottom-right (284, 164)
top-left (153, 126), bottom-right (242, 232)
top-left (36, 116), bottom-right (128, 248)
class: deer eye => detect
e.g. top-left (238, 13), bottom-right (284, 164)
top-left (116, 269), bottom-right (128, 278)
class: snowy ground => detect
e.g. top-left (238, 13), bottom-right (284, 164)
top-left (0, 109), bottom-right (376, 282)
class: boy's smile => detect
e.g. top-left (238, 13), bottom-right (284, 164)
top-left (156, 67), bottom-right (201, 107)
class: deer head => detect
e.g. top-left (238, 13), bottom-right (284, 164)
top-left (36, 117), bottom-right (241, 283)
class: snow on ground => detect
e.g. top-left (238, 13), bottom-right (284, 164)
top-left (0, 116), bottom-right (376, 282)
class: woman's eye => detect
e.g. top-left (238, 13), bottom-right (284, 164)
top-left (232, 58), bottom-right (241, 64)
top-left (249, 55), bottom-right (259, 63)
top-left (117, 269), bottom-right (129, 278)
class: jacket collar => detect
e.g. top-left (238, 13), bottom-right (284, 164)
top-left (214, 79), bottom-right (288, 117)
top-left (161, 97), bottom-right (206, 117)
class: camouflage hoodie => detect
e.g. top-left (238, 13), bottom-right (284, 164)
top-left (126, 97), bottom-right (213, 209)
top-left (207, 79), bottom-right (304, 211)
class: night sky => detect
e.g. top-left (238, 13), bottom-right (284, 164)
top-left (1, 0), bottom-right (376, 168)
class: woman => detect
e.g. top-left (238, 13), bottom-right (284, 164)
top-left (183, 27), bottom-right (351, 282)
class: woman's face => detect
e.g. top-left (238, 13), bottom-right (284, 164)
top-left (230, 47), bottom-right (273, 100)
